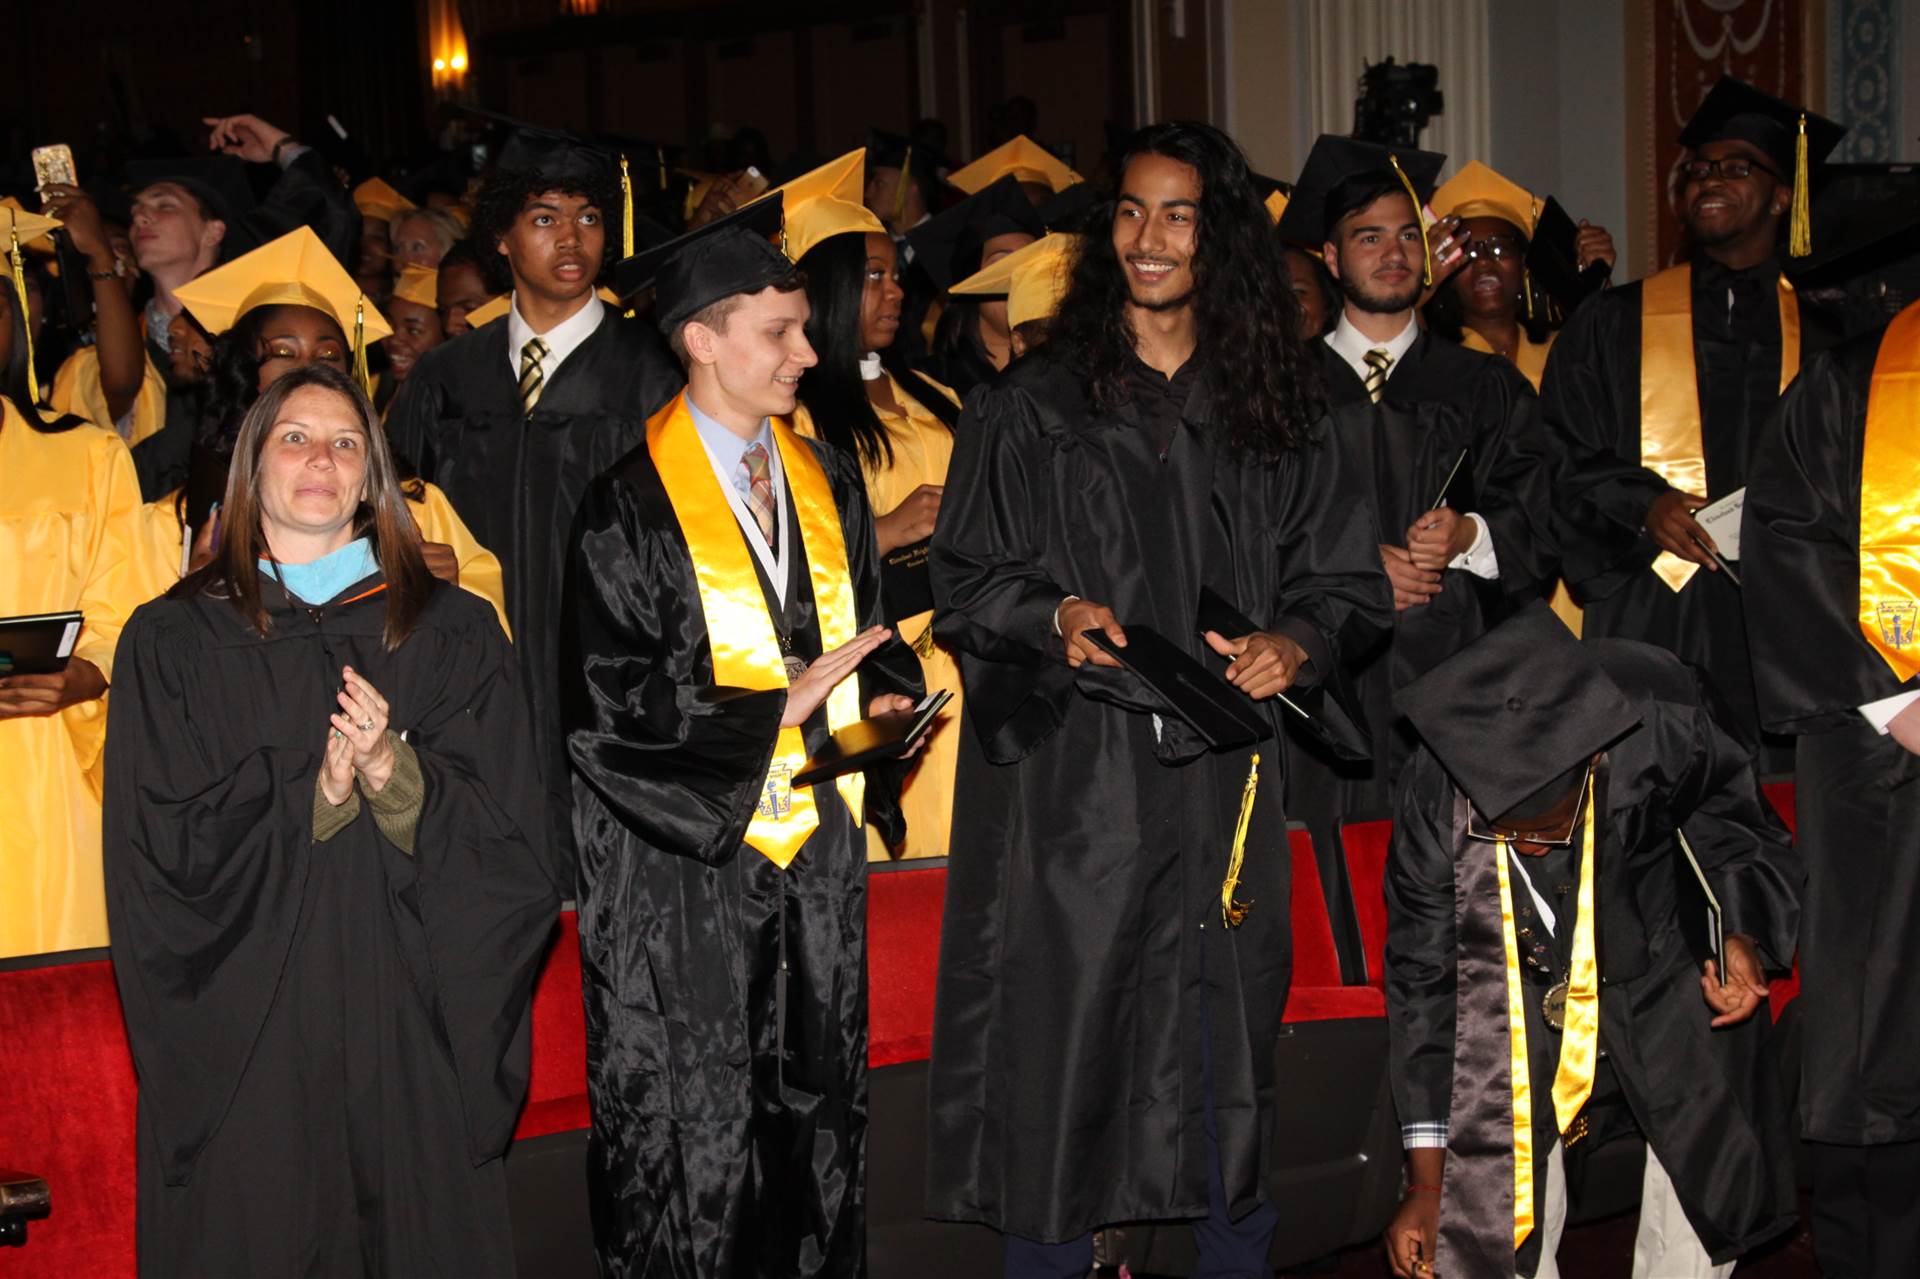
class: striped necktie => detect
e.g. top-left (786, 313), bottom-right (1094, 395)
top-left (518, 337), bottom-right (549, 414)
top-left (740, 442), bottom-right (777, 549)
top-left (1363, 348), bottom-right (1393, 404)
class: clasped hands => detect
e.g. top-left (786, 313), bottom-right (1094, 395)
top-left (320, 666), bottom-right (397, 805)
top-left (1058, 598), bottom-right (1307, 700)
top-left (1382, 507), bottom-right (1477, 611)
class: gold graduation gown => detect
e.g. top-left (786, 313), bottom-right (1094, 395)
top-left (136, 481), bottom-right (512, 639)
top-left (792, 371), bottom-right (963, 860)
top-left (50, 347), bottom-right (168, 450)
top-left (1, 399), bottom-right (160, 956)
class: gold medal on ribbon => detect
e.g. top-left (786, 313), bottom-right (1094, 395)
top-left (1543, 980), bottom-right (1568, 1032)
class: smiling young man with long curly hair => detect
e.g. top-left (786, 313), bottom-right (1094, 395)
top-left (923, 120), bottom-right (1393, 1276)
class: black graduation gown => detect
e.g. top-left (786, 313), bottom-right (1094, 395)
top-left (1287, 335), bottom-right (1553, 870)
top-left (923, 351), bottom-right (1393, 1242)
top-left (103, 576), bottom-right (558, 1278)
top-left (1742, 325), bottom-right (1920, 1145)
top-left (387, 311), bottom-right (680, 877)
top-left (1387, 640), bottom-right (1804, 1272)
top-left (564, 434), bottom-right (923, 1277)
top-left (1538, 260), bottom-right (1835, 751)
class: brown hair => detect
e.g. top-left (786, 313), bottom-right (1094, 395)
top-left (172, 362), bottom-right (433, 650)
top-left (667, 272), bottom-right (808, 366)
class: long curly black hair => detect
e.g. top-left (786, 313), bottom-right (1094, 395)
top-left (468, 165), bottom-right (624, 294)
top-left (1050, 121), bottom-right (1323, 459)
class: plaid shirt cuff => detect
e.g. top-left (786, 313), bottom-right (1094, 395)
top-left (1402, 1121), bottom-right (1450, 1150)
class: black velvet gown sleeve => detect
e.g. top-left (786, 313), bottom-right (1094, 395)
top-left (565, 467), bottom-right (792, 867)
top-left (1743, 333), bottom-right (1915, 733)
top-left (1383, 750), bottom-right (1461, 1129)
top-left (1665, 674), bottom-right (1805, 969)
top-left (930, 379), bottom-right (1079, 761)
top-left (103, 604), bottom-right (315, 1184)
top-left (243, 148), bottom-right (362, 264)
top-left (1538, 286), bottom-right (1670, 591)
top-left (401, 611), bottom-right (565, 1161)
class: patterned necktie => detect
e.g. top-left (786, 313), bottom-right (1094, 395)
top-left (739, 442), bottom-right (777, 548)
top-left (1363, 347), bottom-right (1393, 404)
top-left (518, 337), bottom-right (549, 414)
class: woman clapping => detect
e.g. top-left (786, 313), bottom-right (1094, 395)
top-left (103, 363), bottom-right (556, 1277)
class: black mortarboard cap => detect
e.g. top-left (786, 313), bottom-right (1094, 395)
top-left (1276, 134), bottom-right (1445, 249)
top-left (867, 128), bottom-right (947, 178)
top-left (1525, 195), bottom-right (1612, 309)
top-left (466, 107), bottom-right (616, 187)
top-left (616, 194), bottom-right (791, 332)
top-left (1394, 602), bottom-right (1642, 822)
top-left (124, 155), bottom-right (256, 232)
top-left (904, 175), bottom-right (1045, 291)
top-left (1678, 76), bottom-right (1845, 179)
top-left (1788, 165), bottom-right (1920, 279)
top-left (1037, 181), bottom-right (1100, 233)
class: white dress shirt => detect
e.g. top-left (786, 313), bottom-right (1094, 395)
top-left (1325, 311), bottom-right (1498, 579)
top-left (506, 292), bottom-right (607, 385)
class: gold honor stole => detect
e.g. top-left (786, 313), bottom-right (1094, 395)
top-left (1493, 772), bottom-right (1600, 1251)
top-left (1640, 263), bottom-right (1800, 591)
top-left (646, 394), bottom-right (864, 868)
top-left (1858, 300), bottom-right (1920, 681)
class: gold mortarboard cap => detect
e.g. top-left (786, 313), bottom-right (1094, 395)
top-left (174, 225), bottom-right (393, 343)
top-left (353, 178), bottom-right (416, 225)
top-left (1427, 161), bottom-right (1538, 238)
top-left (948, 136), bottom-right (1082, 196)
top-left (2, 198), bottom-right (62, 253)
top-left (951, 232), bottom-right (1080, 329)
top-left (758, 149), bottom-right (887, 262)
top-left (467, 294), bottom-right (511, 327)
top-left (391, 265), bottom-right (440, 310)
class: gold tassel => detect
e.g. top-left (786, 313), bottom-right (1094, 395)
top-left (351, 296), bottom-right (372, 398)
top-left (1389, 154), bottom-right (1432, 287)
top-left (1523, 267), bottom-right (1536, 321)
top-left (1789, 113), bottom-right (1812, 258)
top-left (8, 218), bottom-right (38, 405)
top-left (893, 144), bottom-right (913, 227)
top-left (1220, 753), bottom-right (1261, 928)
top-left (655, 144), bottom-right (667, 192)
top-left (620, 154), bottom-right (637, 317)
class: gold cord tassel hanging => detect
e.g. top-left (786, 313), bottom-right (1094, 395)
top-left (1389, 154), bottom-right (1432, 287)
top-left (8, 219), bottom-right (38, 405)
top-left (893, 144), bottom-right (913, 226)
top-left (620, 154), bottom-right (637, 317)
top-left (1523, 268), bottom-right (1536, 322)
top-left (1220, 753), bottom-right (1261, 928)
top-left (655, 144), bottom-right (667, 192)
top-left (351, 297), bottom-right (372, 398)
top-left (1789, 113), bottom-right (1812, 258)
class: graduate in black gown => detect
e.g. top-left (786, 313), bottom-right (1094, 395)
top-left (1537, 79), bottom-right (1845, 757)
top-left (926, 121), bottom-right (1391, 1275)
top-left (564, 199), bottom-right (923, 1277)
top-left (1382, 606), bottom-right (1802, 1279)
top-left (1274, 136), bottom-right (1555, 906)
top-left (910, 176), bottom-right (1044, 396)
top-left (104, 365), bottom-right (556, 1277)
top-left (1743, 297), bottom-right (1920, 1278)
top-left (387, 124), bottom-right (680, 877)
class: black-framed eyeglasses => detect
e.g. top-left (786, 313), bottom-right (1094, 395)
top-left (1465, 760), bottom-right (1597, 848)
top-left (1681, 156), bottom-right (1783, 184)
